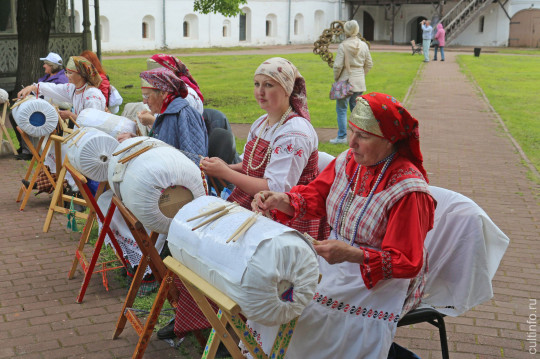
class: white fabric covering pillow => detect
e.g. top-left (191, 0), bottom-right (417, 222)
top-left (65, 128), bottom-right (118, 182)
top-left (77, 108), bottom-right (136, 138)
top-left (108, 136), bottom-right (206, 233)
top-left (167, 196), bottom-right (319, 326)
top-left (12, 98), bottom-right (58, 137)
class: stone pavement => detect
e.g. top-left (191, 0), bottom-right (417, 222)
top-left (1, 48), bottom-right (539, 359)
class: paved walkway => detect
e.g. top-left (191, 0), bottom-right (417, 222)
top-left (1, 48), bottom-right (539, 359)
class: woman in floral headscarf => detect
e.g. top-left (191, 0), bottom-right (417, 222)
top-left (201, 57), bottom-right (328, 241)
top-left (249, 93), bottom-right (436, 358)
top-left (149, 53), bottom-right (204, 114)
top-left (17, 56), bottom-right (106, 194)
top-left (18, 56), bottom-right (106, 121)
top-left (117, 67), bottom-right (207, 164)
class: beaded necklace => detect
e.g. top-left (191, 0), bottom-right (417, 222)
top-left (334, 152), bottom-right (396, 246)
top-left (246, 106), bottom-right (292, 176)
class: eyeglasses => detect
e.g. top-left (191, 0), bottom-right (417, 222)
top-left (142, 93), bottom-right (150, 100)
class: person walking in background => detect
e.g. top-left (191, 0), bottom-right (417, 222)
top-left (330, 20), bottom-right (373, 144)
top-left (433, 23), bottom-right (446, 61)
top-left (421, 19), bottom-right (433, 62)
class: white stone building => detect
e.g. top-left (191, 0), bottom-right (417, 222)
top-left (67, 0), bottom-right (539, 51)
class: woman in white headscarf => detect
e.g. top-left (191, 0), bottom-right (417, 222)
top-left (330, 20), bottom-right (373, 144)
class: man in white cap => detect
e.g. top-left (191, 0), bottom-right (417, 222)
top-left (10, 52), bottom-right (69, 160)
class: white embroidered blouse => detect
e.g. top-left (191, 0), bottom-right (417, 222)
top-left (244, 115), bottom-right (318, 193)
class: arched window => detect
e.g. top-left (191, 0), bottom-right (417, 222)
top-left (100, 16), bottom-right (109, 42)
top-left (183, 21), bottom-right (189, 37)
top-left (294, 13), bottom-right (304, 36)
top-left (142, 22), bottom-right (148, 38)
top-left (183, 14), bottom-right (199, 39)
top-left (142, 15), bottom-right (155, 40)
top-left (265, 14), bottom-right (277, 37)
top-left (314, 10), bottom-right (325, 35)
top-left (479, 16), bottom-right (485, 33)
top-left (223, 20), bottom-right (231, 37)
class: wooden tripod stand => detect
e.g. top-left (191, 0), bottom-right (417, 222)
top-left (42, 135), bottom-right (89, 233)
top-left (15, 128), bottom-right (56, 211)
top-left (0, 101), bottom-right (17, 155)
top-left (106, 195), bottom-right (207, 357)
top-left (144, 256), bottom-right (300, 359)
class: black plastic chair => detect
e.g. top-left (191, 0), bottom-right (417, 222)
top-left (397, 307), bottom-right (449, 359)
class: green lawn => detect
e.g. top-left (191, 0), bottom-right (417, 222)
top-left (457, 54), bottom-right (540, 173)
top-left (104, 51), bottom-right (421, 129)
top-left (103, 46), bottom-right (260, 57)
top-left (494, 48), bottom-right (540, 56)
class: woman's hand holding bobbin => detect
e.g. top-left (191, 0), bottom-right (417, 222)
top-left (314, 240), bottom-right (364, 265)
top-left (251, 191), bottom-right (292, 217)
top-left (17, 85), bottom-right (37, 100)
top-left (200, 156), bottom-right (230, 178)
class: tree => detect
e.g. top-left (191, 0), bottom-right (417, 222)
top-left (194, 0), bottom-right (247, 17)
top-left (14, 0), bottom-right (57, 93)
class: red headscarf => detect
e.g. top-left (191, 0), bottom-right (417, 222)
top-left (360, 92), bottom-right (428, 182)
top-left (140, 67), bottom-right (188, 113)
top-left (150, 54), bottom-right (204, 103)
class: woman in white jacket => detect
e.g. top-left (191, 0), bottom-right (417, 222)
top-left (330, 20), bottom-right (373, 144)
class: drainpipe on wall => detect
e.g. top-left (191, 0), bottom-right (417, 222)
top-left (287, 0), bottom-right (292, 44)
top-left (162, 0), bottom-right (167, 48)
top-left (339, 0), bottom-right (342, 20)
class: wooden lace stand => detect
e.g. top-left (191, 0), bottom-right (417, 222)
top-left (42, 135), bottom-right (89, 233)
top-left (15, 127), bottom-right (56, 211)
top-left (0, 101), bottom-right (17, 155)
top-left (135, 256), bottom-right (299, 359)
top-left (15, 107), bottom-right (77, 211)
top-left (107, 195), bottom-right (207, 353)
top-left (49, 158), bottom-right (129, 303)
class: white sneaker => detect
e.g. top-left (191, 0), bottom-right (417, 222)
top-left (329, 137), bottom-right (347, 144)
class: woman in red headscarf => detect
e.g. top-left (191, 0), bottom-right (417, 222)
top-left (249, 92), bottom-right (436, 358)
top-left (150, 54), bottom-right (204, 113)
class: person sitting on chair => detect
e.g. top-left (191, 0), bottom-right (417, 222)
top-left (117, 67), bottom-right (208, 164)
top-left (17, 56), bottom-right (105, 194)
top-left (248, 92), bottom-right (436, 358)
top-left (10, 52), bottom-right (68, 160)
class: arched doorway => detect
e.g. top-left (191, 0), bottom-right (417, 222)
top-left (509, 9), bottom-right (540, 47)
top-left (409, 16), bottom-right (427, 44)
top-left (363, 11), bottom-right (374, 41)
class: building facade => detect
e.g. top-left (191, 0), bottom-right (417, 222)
top-left (68, 0), bottom-right (539, 51)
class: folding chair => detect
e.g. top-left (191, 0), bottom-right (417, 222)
top-left (411, 40), bottom-right (422, 55)
top-left (398, 186), bottom-right (509, 358)
top-left (0, 100), bottom-right (17, 155)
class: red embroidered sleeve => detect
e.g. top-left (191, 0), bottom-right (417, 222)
top-left (279, 156), bottom-right (338, 220)
top-left (359, 192), bottom-right (435, 289)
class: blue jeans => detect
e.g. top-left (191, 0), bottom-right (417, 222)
top-left (434, 46), bottom-right (445, 60)
top-left (422, 39), bottom-right (431, 61)
top-left (336, 92), bottom-right (362, 138)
